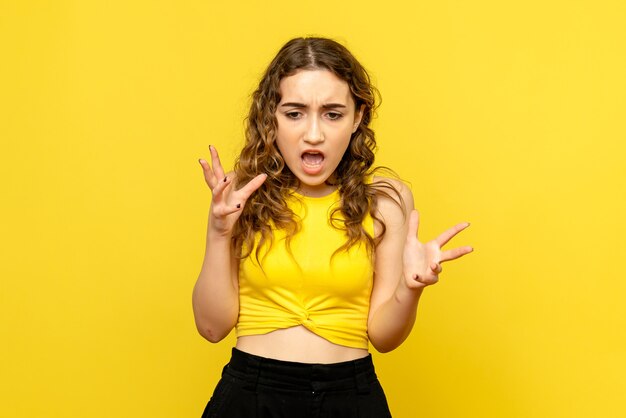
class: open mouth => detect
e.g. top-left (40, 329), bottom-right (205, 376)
top-left (301, 151), bottom-right (325, 175)
top-left (301, 151), bottom-right (325, 167)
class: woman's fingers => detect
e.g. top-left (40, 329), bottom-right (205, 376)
top-left (209, 145), bottom-right (226, 180)
top-left (199, 145), bottom-right (230, 190)
top-left (435, 222), bottom-right (470, 247)
top-left (198, 158), bottom-right (217, 189)
top-left (440, 246), bottom-right (474, 263)
top-left (199, 157), bottom-right (268, 215)
top-left (213, 173), bottom-right (267, 206)
top-left (237, 174), bottom-right (268, 200)
top-left (430, 262), bottom-right (443, 274)
top-left (210, 175), bottom-right (233, 201)
top-left (413, 273), bottom-right (438, 286)
top-left (218, 173), bottom-right (267, 206)
top-left (213, 200), bottom-right (244, 217)
top-left (404, 216), bottom-right (473, 287)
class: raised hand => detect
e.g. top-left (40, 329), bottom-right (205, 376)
top-left (199, 145), bottom-right (267, 236)
top-left (402, 209), bottom-right (473, 289)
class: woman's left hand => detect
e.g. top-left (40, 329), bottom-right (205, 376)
top-left (403, 209), bottom-right (473, 289)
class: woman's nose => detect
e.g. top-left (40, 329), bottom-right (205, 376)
top-left (304, 117), bottom-right (324, 144)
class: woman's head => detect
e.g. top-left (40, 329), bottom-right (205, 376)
top-left (238, 37), bottom-right (379, 189)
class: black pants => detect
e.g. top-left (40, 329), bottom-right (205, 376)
top-left (202, 348), bottom-right (393, 418)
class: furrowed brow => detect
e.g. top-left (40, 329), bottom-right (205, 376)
top-left (279, 102), bottom-right (348, 109)
top-left (280, 102), bottom-right (307, 108)
top-left (321, 103), bottom-right (347, 110)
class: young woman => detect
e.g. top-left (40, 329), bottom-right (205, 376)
top-left (194, 37), bottom-right (473, 417)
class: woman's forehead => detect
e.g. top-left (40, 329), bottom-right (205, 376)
top-left (278, 69), bottom-right (353, 106)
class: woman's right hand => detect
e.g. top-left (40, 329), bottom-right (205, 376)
top-left (199, 145), bottom-right (267, 236)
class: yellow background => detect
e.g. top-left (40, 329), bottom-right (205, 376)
top-left (1, 1), bottom-right (625, 417)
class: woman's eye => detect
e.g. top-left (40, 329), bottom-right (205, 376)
top-left (285, 111), bottom-right (301, 119)
top-left (326, 112), bottom-right (343, 120)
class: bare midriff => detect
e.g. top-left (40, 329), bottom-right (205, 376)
top-left (236, 325), bottom-right (369, 363)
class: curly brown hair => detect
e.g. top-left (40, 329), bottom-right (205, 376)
top-left (233, 36), bottom-right (402, 261)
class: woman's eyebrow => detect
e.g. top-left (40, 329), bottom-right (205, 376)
top-left (279, 102), bottom-right (347, 109)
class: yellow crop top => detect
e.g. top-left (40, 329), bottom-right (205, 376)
top-left (236, 189), bottom-right (375, 349)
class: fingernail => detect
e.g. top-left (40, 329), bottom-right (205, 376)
top-left (236, 203), bottom-right (241, 209)
top-left (223, 177), bottom-right (227, 182)
top-left (208, 144), bottom-right (212, 150)
top-left (198, 158), bottom-right (202, 164)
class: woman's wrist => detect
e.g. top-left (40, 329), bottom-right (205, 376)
top-left (395, 274), bottom-right (424, 304)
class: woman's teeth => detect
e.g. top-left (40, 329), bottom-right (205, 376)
top-left (302, 152), bottom-right (324, 166)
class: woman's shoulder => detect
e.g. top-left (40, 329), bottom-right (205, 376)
top-left (371, 175), bottom-right (406, 189)
top-left (369, 174), bottom-right (414, 238)
top-left (371, 175), bottom-right (413, 209)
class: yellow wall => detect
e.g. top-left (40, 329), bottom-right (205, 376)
top-left (1, 1), bottom-right (625, 417)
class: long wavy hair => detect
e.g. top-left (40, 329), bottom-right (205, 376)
top-left (233, 36), bottom-right (402, 261)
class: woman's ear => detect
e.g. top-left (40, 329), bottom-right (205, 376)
top-left (352, 104), bottom-right (365, 133)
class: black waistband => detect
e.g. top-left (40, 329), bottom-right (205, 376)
top-left (223, 347), bottom-right (377, 393)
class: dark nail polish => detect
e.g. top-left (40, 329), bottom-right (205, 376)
top-left (236, 203), bottom-right (241, 209)
top-left (223, 177), bottom-right (227, 182)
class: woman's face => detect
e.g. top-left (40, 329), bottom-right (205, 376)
top-left (275, 69), bottom-right (363, 197)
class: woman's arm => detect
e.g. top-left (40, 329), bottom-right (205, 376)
top-left (192, 216), bottom-right (240, 343)
top-left (192, 146), bottom-right (266, 343)
top-left (367, 177), bottom-right (472, 353)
